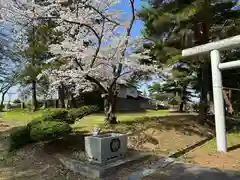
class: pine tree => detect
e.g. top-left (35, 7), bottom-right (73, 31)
top-left (139, 0), bottom-right (240, 122)
top-left (19, 21), bottom-right (62, 111)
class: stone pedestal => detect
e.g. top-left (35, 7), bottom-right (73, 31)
top-left (58, 151), bottom-right (150, 179)
top-left (84, 133), bottom-right (127, 164)
top-left (57, 133), bottom-right (151, 179)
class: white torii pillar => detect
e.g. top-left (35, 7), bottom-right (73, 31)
top-left (182, 35), bottom-right (240, 152)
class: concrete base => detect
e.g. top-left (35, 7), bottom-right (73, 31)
top-left (57, 152), bottom-right (150, 179)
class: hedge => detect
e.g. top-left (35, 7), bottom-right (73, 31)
top-left (9, 126), bottom-right (33, 151)
top-left (34, 105), bottom-right (99, 124)
top-left (42, 109), bottom-right (70, 123)
top-left (9, 121), bottom-right (72, 151)
top-left (68, 105), bottom-right (100, 120)
top-left (30, 121), bottom-right (72, 141)
top-left (9, 105), bottom-right (99, 151)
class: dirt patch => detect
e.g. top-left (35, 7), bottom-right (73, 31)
top-left (0, 137), bottom-right (162, 180)
top-left (108, 115), bottom-right (214, 155)
top-left (0, 121), bottom-right (85, 180)
top-left (0, 123), bottom-right (160, 180)
top-left (0, 114), bottom-right (215, 179)
top-left (187, 152), bottom-right (240, 170)
top-left (184, 134), bottom-right (240, 171)
top-left (0, 144), bottom-right (86, 180)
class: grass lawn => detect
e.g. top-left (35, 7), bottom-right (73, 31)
top-left (0, 109), bottom-right (213, 155)
top-left (74, 113), bottom-right (214, 155)
top-left (72, 109), bottom-right (169, 131)
top-left (0, 109), bottom-right (214, 155)
top-left (1, 109), bottom-right (44, 124)
top-left (0, 110), bottom-right (222, 180)
top-left (183, 131), bottom-right (240, 171)
top-left (0, 109), bottom-right (168, 126)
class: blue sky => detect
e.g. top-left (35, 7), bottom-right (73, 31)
top-left (115, 0), bottom-right (153, 95)
top-left (4, 0), bottom-right (149, 102)
top-left (116, 0), bottom-right (147, 37)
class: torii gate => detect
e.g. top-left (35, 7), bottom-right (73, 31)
top-left (182, 35), bottom-right (240, 153)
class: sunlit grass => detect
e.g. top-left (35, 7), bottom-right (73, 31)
top-left (72, 110), bottom-right (169, 131)
top-left (1, 108), bottom-right (169, 131)
top-left (0, 108), bottom-right (65, 125)
top-left (191, 131), bottom-right (240, 154)
top-left (1, 109), bottom-right (43, 125)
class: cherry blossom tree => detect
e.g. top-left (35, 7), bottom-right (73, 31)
top-left (1, 0), bottom-right (156, 123)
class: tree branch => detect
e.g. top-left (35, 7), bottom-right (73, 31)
top-left (78, 3), bottom-right (120, 26)
top-left (90, 18), bottom-right (105, 68)
top-left (109, 71), bottom-right (132, 91)
top-left (85, 75), bottom-right (107, 93)
top-left (116, 0), bottom-right (136, 76)
top-left (63, 19), bottom-right (101, 40)
top-left (63, 18), bottom-right (105, 69)
top-left (119, 71), bottom-right (132, 78)
top-left (73, 58), bottom-right (84, 71)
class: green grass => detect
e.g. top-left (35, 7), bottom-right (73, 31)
top-left (1, 109), bottom-right (44, 124)
top-left (193, 131), bottom-right (240, 154)
top-left (72, 110), bottom-right (169, 131)
top-left (0, 108), bottom-right (168, 130)
top-left (182, 130), bottom-right (240, 171)
top-left (0, 108), bottom-right (66, 124)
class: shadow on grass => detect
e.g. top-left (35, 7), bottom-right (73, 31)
top-left (0, 126), bottom-right (23, 137)
top-left (169, 136), bottom-right (214, 158)
top-left (208, 116), bottom-right (240, 132)
top-left (43, 131), bottom-right (89, 155)
top-left (43, 127), bottom-right (131, 155)
top-left (104, 115), bottom-right (215, 138)
top-left (0, 139), bottom-right (82, 180)
top-left (228, 144), bottom-right (240, 152)
top-left (72, 126), bottom-right (88, 132)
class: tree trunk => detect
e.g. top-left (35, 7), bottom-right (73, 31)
top-left (70, 95), bottom-right (76, 108)
top-left (179, 102), bottom-right (184, 112)
top-left (194, 2), bottom-right (211, 123)
top-left (104, 94), bottom-right (117, 124)
top-left (21, 102), bottom-right (25, 109)
top-left (198, 63), bottom-right (210, 124)
top-left (223, 89), bottom-right (233, 115)
top-left (58, 84), bottom-right (65, 108)
top-left (179, 86), bottom-right (187, 112)
top-left (0, 91), bottom-right (6, 112)
top-left (32, 80), bottom-right (38, 112)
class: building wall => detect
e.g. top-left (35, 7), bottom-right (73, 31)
top-left (116, 97), bottom-right (146, 112)
top-left (41, 85), bottom-right (146, 111)
top-left (117, 85), bottom-right (139, 98)
top-left (118, 86), bottom-right (127, 98)
top-left (126, 87), bottom-right (139, 98)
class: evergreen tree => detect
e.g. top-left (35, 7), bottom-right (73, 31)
top-left (139, 0), bottom-right (240, 122)
top-left (19, 21), bottom-right (62, 111)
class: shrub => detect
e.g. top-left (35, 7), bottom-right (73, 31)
top-left (68, 105), bottom-right (100, 120)
top-left (27, 118), bottom-right (44, 129)
top-left (10, 120), bottom-right (72, 151)
top-left (30, 121), bottom-right (72, 141)
top-left (13, 99), bottom-right (21, 104)
top-left (89, 105), bottom-right (100, 113)
top-left (42, 109), bottom-right (69, 123)
top-left (9, 126), bottom-right (33, 151)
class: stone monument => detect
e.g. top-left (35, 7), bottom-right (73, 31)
top-left (85, 132), bottom-right (128, 165)
top-left (58, 129), bottom-right (150, 179)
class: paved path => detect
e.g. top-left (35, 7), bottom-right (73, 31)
top-left (128, 158), bottom-right (240, 180)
